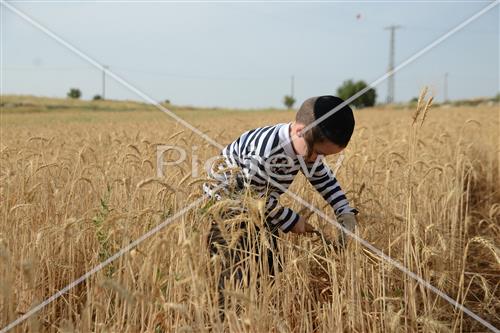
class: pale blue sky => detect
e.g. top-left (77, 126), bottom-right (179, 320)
top-left (2, 1), bottom-right (499, 108)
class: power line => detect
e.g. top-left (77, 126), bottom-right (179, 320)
top-left (1, 65), bottom-right (93, 71)
top-left (112, 66), bottom-right (290, 81)
top-left (0, 65), bottom-right (290, 81)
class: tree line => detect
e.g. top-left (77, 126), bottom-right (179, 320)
top-left (66, 78), bottom-right (377, 109)
top-left (283, 79), bottom-right (376, 110)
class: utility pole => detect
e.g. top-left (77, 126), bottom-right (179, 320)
top-left (291, 75), bottom-right (295, 98)
top-left (384, 25), bottom-right (401, 104)
top-left (102, 65), bottom-right (109, 99)
top-left (444, 72), bottom-right (449, 103)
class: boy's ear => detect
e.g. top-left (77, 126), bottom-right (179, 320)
top-left (294, 123), bottom-right (306, 137)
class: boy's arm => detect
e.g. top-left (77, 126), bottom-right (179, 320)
top-left (237, 154), bottom-right (302, 232)
top-left (303, 159), bottom-right (358, 216)
top-left (303, 159), bottom-right (358, 246)
top-left (264, 191), bottom-right (301, 232)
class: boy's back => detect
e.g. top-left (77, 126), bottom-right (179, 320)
top-left (204, 95), bottom-right (359, 315)
top-left (204, 121), bottom-right (356, 233)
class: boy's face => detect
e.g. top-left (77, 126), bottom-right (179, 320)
top-left (307, 140), bottom-right (344, 162)
top-left (291, 122), bottom-right (345, 162)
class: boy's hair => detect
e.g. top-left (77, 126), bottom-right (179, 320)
top-left (296, 95), bottom-right (355, 157)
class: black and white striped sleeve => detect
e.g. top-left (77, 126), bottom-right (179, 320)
top-left (238, 154), bottom-right (299, 232)
top-left (264, 191), bottom-right (300, 232)
top-left (303, 159), bottom-right (357, 216)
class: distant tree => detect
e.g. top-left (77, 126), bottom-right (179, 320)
top-left (283, 95), bottom-right (296, 109)
top-left (93, 94), bottom-right (102, 101)
top-left (336, 80), bottom-right (376, 108)
top-left (67, 88), bottom-right (81, 99)
top-left (164, 99), bottom-right (171, 104)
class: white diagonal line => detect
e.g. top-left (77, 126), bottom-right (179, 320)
top-left (299, 0), bottom-right (499, 139)
top-left (0, 0), bottom-right (225, 151)
top-left (264, 177), bottom-right (500, 333)
top-left (2, 0), bottom-right (498, 332)
top-left (0, 2), bottom-right (224, 331)
top-left (262, 0), bottom-right (499, 161)
top-left (0, 187), bottom-right (218, 333)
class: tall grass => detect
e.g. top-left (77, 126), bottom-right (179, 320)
top-left (0, 97), bottom-right (498, 332)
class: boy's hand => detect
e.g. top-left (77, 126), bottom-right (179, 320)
top-left (337, 213), bottom-right (357, 247)
top-left (290, 216), bottom-right (315, 234)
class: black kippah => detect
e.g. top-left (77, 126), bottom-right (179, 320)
top-left (313, 95), bottom-right (355, 146)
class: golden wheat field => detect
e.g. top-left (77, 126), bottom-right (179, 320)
top-left (0, 95), bottom-right (499, 332)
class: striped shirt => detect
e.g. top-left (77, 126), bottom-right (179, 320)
top-left (203, 122), bottom-right (356, 232)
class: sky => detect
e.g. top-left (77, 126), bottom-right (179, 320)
top-left (1, 0), bottom-right (499, 108)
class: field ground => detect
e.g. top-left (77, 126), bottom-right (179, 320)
top-left (1, 96), bottom-right (499, 332)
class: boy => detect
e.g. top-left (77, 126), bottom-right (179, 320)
top-left (203, 95), bottom-right (358, 307)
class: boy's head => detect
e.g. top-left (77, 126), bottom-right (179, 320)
top-left (294, 95), bottom-right (355, 160)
